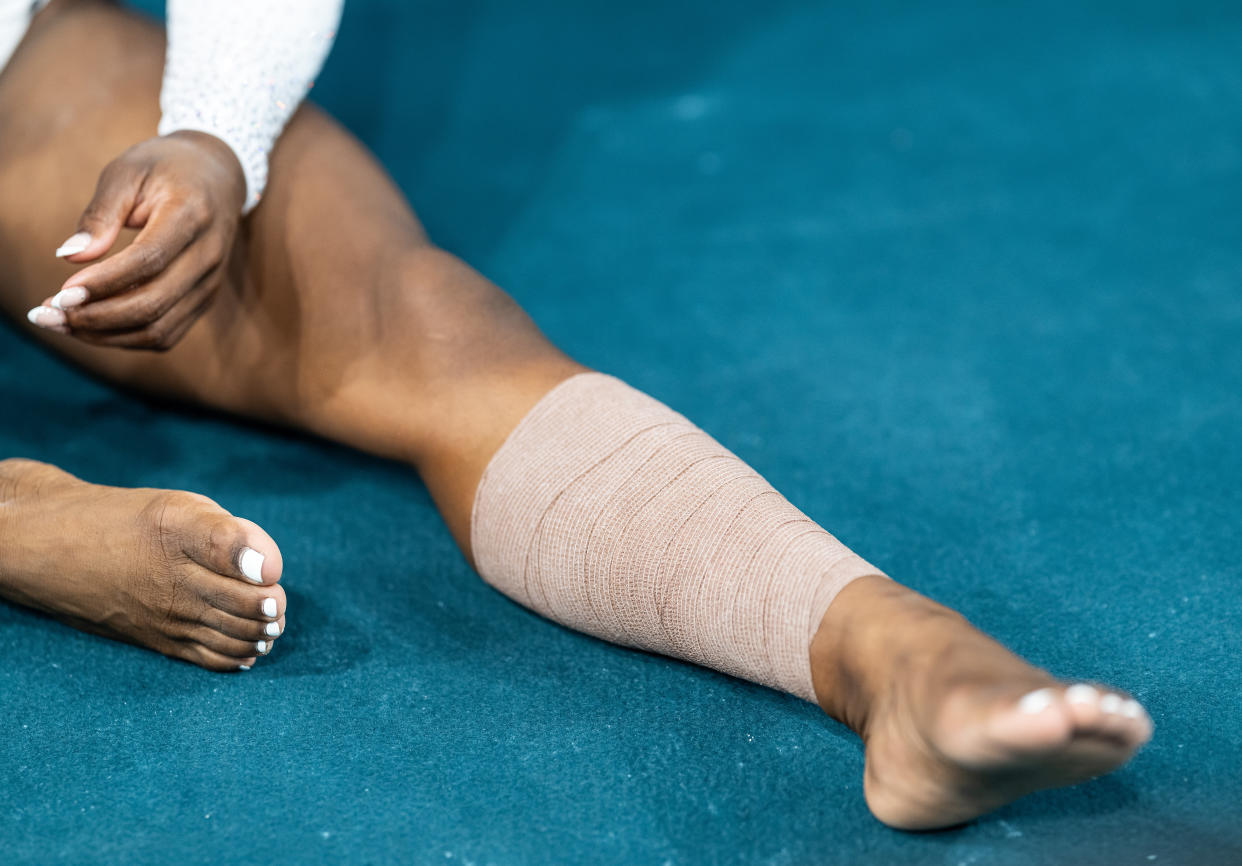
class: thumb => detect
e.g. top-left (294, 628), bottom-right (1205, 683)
top-left (55, 158), bottom-right (147, 262)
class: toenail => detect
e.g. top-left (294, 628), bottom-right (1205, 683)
top-left (1018, 688), bottom-right (1056, 714)
top-left (255, 640), bottom-right (267, 654)
top-left (261, 597), bottom-right (278, 618)
top-left (264, 621), bottom-right (281, 637)
top-left (1120, 699), bottom-right (1143, 719)
top-left (1065, 684), bottom-right (1099, 705)
top-left (1099, 694), bottom-right (1123, 714)
top-left (239, 547), bottom-right (265, 583)
top-left (238, 665), bottom-right (251, 671)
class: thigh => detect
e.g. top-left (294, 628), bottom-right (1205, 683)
top-left (0, 0), bottom-right (429, 424)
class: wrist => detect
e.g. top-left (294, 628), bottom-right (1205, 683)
top-left (162, 129), bottom-right (248, 213)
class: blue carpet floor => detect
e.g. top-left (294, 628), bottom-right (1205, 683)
top-left (2, 1), bottom-right (1240, 863)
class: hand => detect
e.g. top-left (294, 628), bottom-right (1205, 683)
top-left (32, 131), bottom-right (246, 351)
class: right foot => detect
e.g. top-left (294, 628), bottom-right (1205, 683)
top-left (811, 576), bottom-right (1153, 830)
top-left (0, 458), bottom-right (285, 670)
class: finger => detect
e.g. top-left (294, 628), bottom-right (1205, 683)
top-left (57, 197), bottom-right (207, 303)
top-left (25, 304), bottom-right (71, 334)
top-left (63, 241), bottom-right (217, 332)
top-left (55, 158), bottom-right (149, 263)
top-left (69, 271), bottom-right (219, 351)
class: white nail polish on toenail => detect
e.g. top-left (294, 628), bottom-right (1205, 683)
top-left (256, 640), bottom-right (267, 654)
top-left (238, 665), bottom-right (251, 671)
top-left (239, 548), bottom-right (265, 583)
top-left (1099, 694), bottom-right (1123, 714)
top-left (1121, 699), bottom-right (1143, 719)
top-left (265, 621), bottom-right (281, 637)
top-left (262, 597), bottom-right (278, 618)
top-left (1018, 688), bottom-right (1056, 714)
top-left (1066, 684), bottom-right (1099, 705)
top-left (51, 286), bottom-right (89, 310)
top-left (55, 231), bottom-right (91, 257)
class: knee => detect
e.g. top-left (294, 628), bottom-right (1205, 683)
top-left (374, 245), bottom-right (567, 384)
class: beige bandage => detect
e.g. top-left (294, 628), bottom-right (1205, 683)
top-left (470, 373), bottom-right (886, 701)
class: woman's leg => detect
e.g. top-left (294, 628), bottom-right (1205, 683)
top-left (0, 0), bottom-right (581, 552)
top-left (0, 0), bottom-right (1151, 829)
top-left (0, 1), bottom-right (297, 671)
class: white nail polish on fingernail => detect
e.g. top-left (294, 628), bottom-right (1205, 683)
top-left (26, 306), bottom-right (66, 328)
top-left (238, 665), bottom-right (251, 671)
top-left (54, 232), bottom-right (91, 257)
top-left (1121, 699), bottom-right (1143, 719)
top-left (1018, 687), bottom-right (1056, 714)
top-left (239, 547), bottom-right (264, 584)
top-left (255, 640), bottom-right (267, 654)
top-left (265, 621), bottom-right (281, 637)
top-left (1099, 694), bottom-right (1124, 714)
top-left (262, 597), bottom-right (278, 618)
top-left (1065, 684), bottom-right (1099, 705)
top-left (51, 286), bottom-right (89, 310)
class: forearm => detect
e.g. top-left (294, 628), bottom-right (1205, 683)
top-left (158, 0), bottom-right (344, 212)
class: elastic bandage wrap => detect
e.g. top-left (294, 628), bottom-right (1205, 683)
top-left (470, 373), bottom-right (886, 702)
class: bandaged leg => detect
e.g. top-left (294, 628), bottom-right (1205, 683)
top-left (470, 372), bottom-right (886, 701)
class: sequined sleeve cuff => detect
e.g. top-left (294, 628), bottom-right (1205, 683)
top-left (157, 0), bottom-right (344, 214)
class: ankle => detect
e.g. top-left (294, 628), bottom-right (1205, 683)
top-left (809, 576), bottom-right (968, 737)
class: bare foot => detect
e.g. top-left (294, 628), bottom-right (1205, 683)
top-left (0, 458), bottom-right (286, 670)
top-left (811, 576), bottom-right (1153, 830)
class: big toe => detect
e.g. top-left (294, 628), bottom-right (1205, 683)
top-left (175, 498), bottom-right (283, 586)
top-left (976, 686), bottom-right (1078, 757)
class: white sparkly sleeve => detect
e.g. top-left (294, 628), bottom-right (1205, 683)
top-left (157, 0), bottom-right (344, 213)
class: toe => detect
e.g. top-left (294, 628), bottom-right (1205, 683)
top-left (177, 502), bottom-right (283, 586)
top-left (201, 578), bottom-right (287, 623)
top-left (190, 625), bottom-right (272, 662)
top-left (201, 608), bottom-right (285, 642)
top-left (1063, 683), bottom-right (1105, 728)
top-left (1095, 692), bottom-right (1150, 745)
top-left (1063, 684), bottom-right (1152, 747)
top-left (179, 641), bottom-right (257, 673)
top-left (988, 686), bottom-right (1076, 753)
top-left (1126, 702), bottom-right (1155, 746)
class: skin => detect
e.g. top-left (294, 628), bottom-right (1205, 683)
top-left (0, 0), bottom-right (1152, 831)
top-left (0, 458), bottom-right (285, 670)
top-left (36, 129), bottom-right (247, 349)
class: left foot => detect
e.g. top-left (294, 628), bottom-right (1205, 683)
top-left (810, 576), bottom-right (1153, 830)
top-left (0, 458), bottom-right (286, 670)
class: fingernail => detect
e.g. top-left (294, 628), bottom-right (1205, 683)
top-left (238, 665), bottom-right (251, 671)
top-left (255, 640), bottom-right (268, 654)
top-left (26, 306), bottom-right (66, 328)
top-left (239, 547), bottom-right (264, 584)
top-left (55, 231), bottom-right (91, 258)
top-left (1018, 687), bottom-right (1056, 714)
top-left (1065, 684), bottom-right (1100, 705)
top-left (1121, 699), bottom-right (1143, 719)
top-left (51, 286), bottom-right (89, 310)
top-left (264, 621), bottom-right (281, 637)
top-left (261, 597), bottom-right (278, 618)
top-left (1099, 694), bottom-right (1124, 714)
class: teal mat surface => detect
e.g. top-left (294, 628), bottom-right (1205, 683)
top-left (2, 1), bottom-right (1240, 863)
